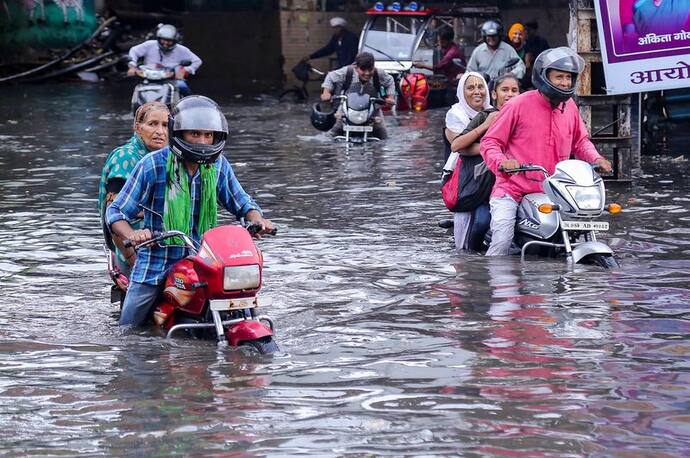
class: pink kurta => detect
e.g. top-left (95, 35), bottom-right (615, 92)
top-left (480, 90), bottom-right (603, 202)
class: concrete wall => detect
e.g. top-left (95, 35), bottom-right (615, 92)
top-left (177, 9), bottom-right (283, 97)
top-left (280, 11), bottom-right (366, 86)
top-left (0, 0), bottom-right (98, 57)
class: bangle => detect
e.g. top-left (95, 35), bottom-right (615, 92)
top-left (452, 133), bottom-right (462, 142)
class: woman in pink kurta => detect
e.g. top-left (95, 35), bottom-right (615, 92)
top-left (479, 47), bottom-right (611, 256)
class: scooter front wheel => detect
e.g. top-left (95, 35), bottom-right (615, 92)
top-left (239, 336), bottom-right (280, 354)
top-left (582, 253), bottom-right (620, 269)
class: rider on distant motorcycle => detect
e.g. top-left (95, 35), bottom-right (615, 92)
top-left (106, 96), bottom-right (274, 327)
top-left (466, 20), bottom-right (526, 82)
top-left (320, 52), bottom-right (396, 139)
top-left (126, 24), bottom-right (202, 97)
top-left (479, 47), bottom-right (612, 256)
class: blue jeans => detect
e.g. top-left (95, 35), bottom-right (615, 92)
top-left (174, 80), bottom-right (191, 97)
top-left (119, 281), bottom-right (163, 327)
top-left (453, 203), bottom-right (491, 251)
top-left (467, 203), bottom-right (491, 251)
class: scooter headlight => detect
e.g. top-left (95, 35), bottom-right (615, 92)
top-left (566, 185), bottom-right (602, 210)
top-left (223, 265), bottom-right (260, 291)
top-left (347, 109), bottom-right (369, 125)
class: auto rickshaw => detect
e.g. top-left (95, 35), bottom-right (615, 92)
top-left (358, 2), bottom-right (499, 112)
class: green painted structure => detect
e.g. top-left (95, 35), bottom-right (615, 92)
top-left (0, 0), bottom-right (97, 53)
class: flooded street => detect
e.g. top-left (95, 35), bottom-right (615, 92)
top-left (0, 83), bottom-right (689, 456)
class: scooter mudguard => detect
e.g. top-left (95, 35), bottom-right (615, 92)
top-left (225, 320), bottom-right (273, 347)
top-left (571, 241), bottom-right (614, 264)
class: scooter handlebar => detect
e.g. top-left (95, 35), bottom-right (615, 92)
top-left (498, 164), bottom-right (549, 176)
top-left (245, 222), bottom-right (278, 237)
top-left (123, 230), bottom-right (191, 250)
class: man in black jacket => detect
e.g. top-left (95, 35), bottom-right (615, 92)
top-left (303, 17), bottom-right (359, 69)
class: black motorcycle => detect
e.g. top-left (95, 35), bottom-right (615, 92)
top-left (332, 93), bottom-right (385, 143)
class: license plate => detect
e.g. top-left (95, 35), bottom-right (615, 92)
top-left (343, 125), bottom-right (373, 132)
top-left (209, 297), bottom-right (258, 311)
top-left (562, 220), bottom-right (609, 231)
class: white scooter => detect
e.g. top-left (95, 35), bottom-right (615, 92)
top-left (130, 60), bottom-right (191, 115)
top-left (487, 159), bottom-right (622, 268)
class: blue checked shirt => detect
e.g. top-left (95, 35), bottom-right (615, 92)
top-left (106, 147), bottom-right (261, 285)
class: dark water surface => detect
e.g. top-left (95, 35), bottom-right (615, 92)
top-left (0, 84), bottom-right (689, 457)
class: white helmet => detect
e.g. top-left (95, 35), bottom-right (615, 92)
top-left (156, 24), bottom-right (178, 52)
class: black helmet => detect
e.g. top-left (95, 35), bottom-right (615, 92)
top-left (480, 20), bottom-right (503, 38)
top-left (156, 24), bottom-right (178, 53)
top-left (169, 95), bottom-right (228, 164)
top-left (311, 103), bottom-right (336, 131)
top-left (531, 46), bottom-right (584, 104)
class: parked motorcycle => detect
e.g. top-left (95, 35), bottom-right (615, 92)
top-left (486, 160), bottom-right (622, 268)
top-left (107, 223), bottom-right (279, 353)
top-left (130, 59), bottom-right (191, 115)
top-left (332, 93), bottom-right (385, 143)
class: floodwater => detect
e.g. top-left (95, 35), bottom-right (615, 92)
top-left (0, 83), bottom-right (689, 457)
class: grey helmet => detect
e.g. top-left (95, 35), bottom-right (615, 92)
top-left (532, 47), bottom-right (585, 104)
top-left (169, 96), bottom-right (228, 164)
top-left (156, 24), bottom-right (178, 52)
top-left (480, 19), bottom-right (503, 38)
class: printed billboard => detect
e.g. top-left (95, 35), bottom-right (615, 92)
top-left (593, 0), bottom-right (690, 94)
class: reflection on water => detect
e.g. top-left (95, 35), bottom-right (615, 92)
top-left (0, 83), bottom-right (689, 456)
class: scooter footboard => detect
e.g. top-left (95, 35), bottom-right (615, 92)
top-left (225, 320), bottom-right (273, 347)
top-left (571, 241), bottom-right (613, 264)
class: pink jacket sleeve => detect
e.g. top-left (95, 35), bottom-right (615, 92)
top-left (480, 105), bottom-right (514, 174)
top-left (571, 114), bottom-right (602, 163)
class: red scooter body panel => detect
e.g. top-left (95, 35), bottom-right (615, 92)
top-left (225, 320), bottom-right (273, 347)
top-left (163, 225), bottom-right (263, 315)
top-left (163, 258), bottom-right (207, 315)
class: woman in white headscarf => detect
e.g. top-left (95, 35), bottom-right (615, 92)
top-left (442, 72), bottom-right (492, 251)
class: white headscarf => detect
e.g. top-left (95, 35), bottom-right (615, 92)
top-left (445, 72), bottom-right (492, 133)
top-left (330, 17), bottom-right (347, 27)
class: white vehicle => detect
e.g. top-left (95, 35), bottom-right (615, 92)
top-left (130, 61), bottom-right (190, 114)
top-left (487, 159), bottom-right (622, 268)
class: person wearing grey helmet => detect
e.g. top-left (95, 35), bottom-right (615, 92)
top-left (479, 47), bottom-right (612, 256)
top-left (127, 24), bottom-right (202, 96)
top-left (466, 19), bottom-right (526, 82)
top-left (107, 95), bottom-right (273, 327)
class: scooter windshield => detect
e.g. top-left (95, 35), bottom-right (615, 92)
top-left (346, 93), bottom-right (371, 111)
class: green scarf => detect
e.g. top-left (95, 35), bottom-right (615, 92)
top-left (164, 153), bottom-right (217, 244)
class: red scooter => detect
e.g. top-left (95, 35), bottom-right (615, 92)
top-left (106, 223), bottom-right (279, 353)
